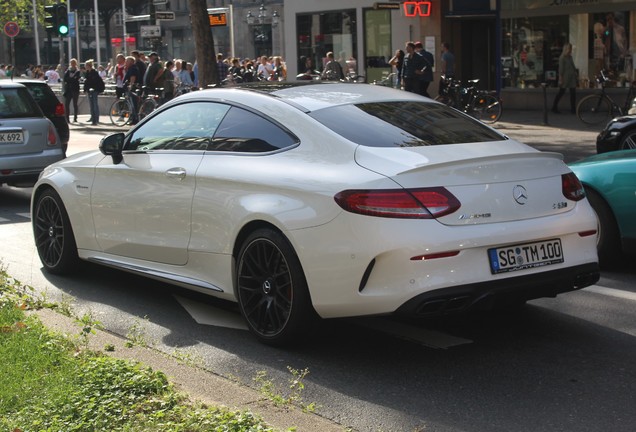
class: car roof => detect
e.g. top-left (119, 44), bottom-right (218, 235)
top-left (11, 78), bottom-right (49, 85)
top-left (0, 81), bottom-right (27, 89)
top-left (175, 82), bottom-right (430, 113)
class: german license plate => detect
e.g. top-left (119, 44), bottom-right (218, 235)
top-left (0, 131), bottom-right (24, 144)
top-left (488, 239), bottom-right (564, 274)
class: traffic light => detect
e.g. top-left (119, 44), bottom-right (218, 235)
top-left (44, 4), bottom-right (58, 33)
top-left (56, 3), bottom-right (69, 36)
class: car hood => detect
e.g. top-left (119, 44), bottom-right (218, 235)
top-left (355, 141), bottom-right (574, 225)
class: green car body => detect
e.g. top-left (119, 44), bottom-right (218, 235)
top-left (569, 150), bottom-right (636, 265)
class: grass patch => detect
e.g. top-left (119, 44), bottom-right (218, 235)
top-left (0, 268), bottom-right (278, 431)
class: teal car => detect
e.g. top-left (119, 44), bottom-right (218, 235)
top-left (569, 150), bottom-right (636, 267)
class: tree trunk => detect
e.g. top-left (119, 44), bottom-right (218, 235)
top-left (187, 0), bottom-right (218, 87)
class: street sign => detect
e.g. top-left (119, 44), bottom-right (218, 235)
top-left (373, 2), bottom-right (401, 9)
top-left (140, 25), bottom-right (161, 38)
top-left (208, 12), bottom-right (227, 27)
top-left (152, 0), bottom-right (167, 4)
top-left (3, 21), bottom-right (19, 38)
top-left (155, 11), bottom-right (175, 21)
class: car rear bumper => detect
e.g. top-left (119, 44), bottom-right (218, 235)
top-left (0, 149), bottom-right (65, 186)
top-left (395, 262), bottom-right (600, 317)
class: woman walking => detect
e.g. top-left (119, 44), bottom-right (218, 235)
top-left (63, 58), bottom-right (81, 123)
top-left (551, 43), bottom-right (577, 114)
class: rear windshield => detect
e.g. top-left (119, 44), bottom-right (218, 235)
top-left (22, 83), bottom-right (58, 115)
top-left (308, 101), bottom-right (505, 147)
top-left (0, 87), bottom-right (42, 118)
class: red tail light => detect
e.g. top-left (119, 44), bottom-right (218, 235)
top-left (334, 187), bottom-right (461, 219)
top-left (562, 172), bottom-right (585, 201)
top-left (47, 125), bottom-right (58, 146)
top-left (54, 102), bottom-right (65, 117)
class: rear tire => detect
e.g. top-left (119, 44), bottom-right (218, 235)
top-left (585, 188), bottom-right (621, 267)
top-left (471, 94), bottom-right (502, 123)
top-left (577, 95), bottom-right (612, 126)
top-left (236, 228), bottom-right (315, 346)
top-left (32, 188), bottom-right (79, 275)
top-left (110, 99), bottom-right (131, 127)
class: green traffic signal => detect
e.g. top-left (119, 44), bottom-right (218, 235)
top-left (56, 3), bottom-right (69, 36)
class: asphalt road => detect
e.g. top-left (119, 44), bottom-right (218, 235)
top-left (1, 113), bottom-right (634, 432)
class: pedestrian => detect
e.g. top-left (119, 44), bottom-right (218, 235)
top-left (45, 65), bottom-right (60, 83)
top-left (272, 56), bottom-right (287, 81)
top-left (179, 61), bottom-right (194, 87)
top-left (389, 49), bottom-right (405, 88)
top-left (131, 50), bottom-right (147, 84)
top-left (143, 52), bottom-right (164, 95)
top-left (162, 60), bottom-right (175, 102)
top-left (257, 56), bottom-right (273, 80)
top-left (439, 42), bottom-right (455, 94)
top-left (414, 41), bottom-right (434, 98)
top-left (83, 59), bottom-right (104, 125)
top-left (321, 51), bottom-right (344, 81)
top-left (123, 56), bottom-right (142, 124)
top-left (63, 58), bottom-right (81, 123)
top-left (402, 41), bottom-right (423, 94)
top-left (113, 53), bottom-right (126, 99)
top-left (217, 53), bottom-right (229, 82)
top-left (551, 42), bottom-right (577, 114)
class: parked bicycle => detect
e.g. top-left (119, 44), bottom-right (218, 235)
top-left (109, 86), bottom-right (163, 127)
top-left (435, 75), bottom-right (503, 123)
top-left (576, 69), bottom-right (636, 126)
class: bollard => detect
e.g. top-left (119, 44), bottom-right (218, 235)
top-left (541, 82), bottom-right (549, 125)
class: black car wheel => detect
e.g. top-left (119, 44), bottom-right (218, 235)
top-left (236, 228), bottom-right (314, 345)
top-left (585, 188), bottom-right (621, 267)
top-left (33, 188), bottom-right (79, 274)
top-left (619, 129), bottom-right (636, 150)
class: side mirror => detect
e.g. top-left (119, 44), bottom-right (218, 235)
top-left (99, 133), bottom-right (125, 164)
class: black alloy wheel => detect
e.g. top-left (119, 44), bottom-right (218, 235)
top-left (33, 189), bottom-right (79, 274)
top-left (236, 228), bottom-right (313, 345)
top-left (619, 130), bottom-right (636, 150)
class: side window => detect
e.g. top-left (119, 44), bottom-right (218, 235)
top-left (126, 102), bottom-right (231, 151)
top-left (211, 106), bottom-right (298, 152)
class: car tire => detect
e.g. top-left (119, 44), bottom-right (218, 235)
top-left (618, 129), bottom-right (636, 150)
top-left (236, 228), bottom-right (315, 345)
top-left (585, 188), bottom-right (621, 267)
top-left (32, 188), bottom-right (79, 275)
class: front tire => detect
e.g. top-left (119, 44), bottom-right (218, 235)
top-left (236, 229), bottom-right (314, 345)
top-left (32, 189), bottom-right (79, 275)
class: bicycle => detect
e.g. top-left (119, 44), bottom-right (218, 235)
top-left (373, 72), bottom-right (398, 87)
top-left (576, 69), bottom-right (636, 126)
top-left (435, 75), bottom-right (503, 123)
top-left (109, 86), bottom-right (163, 127)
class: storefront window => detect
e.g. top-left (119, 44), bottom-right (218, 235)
top-left (364, 9), bottom-right (392, 83)
top-left (502, 16), bottom-right (569, 88)
top-left (296, 10), bottom-right (357, 76)
top-left (502, 11), bottom-right (632, 89)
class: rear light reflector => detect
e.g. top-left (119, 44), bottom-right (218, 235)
top-left (411, 251), bottom-right (460, 261)
top-left (55, 102), bottom-right (66, 117)
top-left (578, 230), bottom-right (597, 237)
top-left (562, 172), bottom-right (585, 201)
top-left (334, 187), bottom-right (460, 219)
top-left (47, 125), bottom-right (58, 146)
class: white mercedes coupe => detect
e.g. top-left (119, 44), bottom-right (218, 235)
top-left (31, 83), bottom-right (600, 345)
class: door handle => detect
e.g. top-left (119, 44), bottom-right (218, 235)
top-left (165, 167), bottom-right (186, 180)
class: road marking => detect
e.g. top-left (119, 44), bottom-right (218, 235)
top-left (354, 318), bottom-right (473, 349)
top-left (175, 295), bottom-right (248, 330)
top-left (584, 285), bottom-right (636, 302)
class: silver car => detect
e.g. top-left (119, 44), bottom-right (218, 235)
top-left (0, 82), bottom-right (65, 187)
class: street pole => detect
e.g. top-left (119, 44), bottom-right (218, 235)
top-left (67, 2), bottom-right (71, 62)
top-left (93, 0), bottom-right (101, 65)
top-left (31, 0), bottom-right (41, 65)
top-left (122, 0), bottom-right (127, 54)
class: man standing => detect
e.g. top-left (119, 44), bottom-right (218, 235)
top-left (217, 54), bottom-right (229, 82)
top-left (257, 56), bottom-right (273, 81)
top-left (402, 41), bottom-right (424, 94)
top-left (143, 52), bottom-right (164, 95)
top-left (123, 56), bottom-right (142, 124)
top-left (414, 41), bottom-right (434, 98)
top-left (321, 51), bottom-right (344, 81)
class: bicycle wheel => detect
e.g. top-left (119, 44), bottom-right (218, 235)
top-left (139, 98), bottom-right (158, 120)
top-left (577, 95), bottom-right (612, 126)
top-left (471, 94), bottom-right (502, 123)
top-left (109, 99), bottom-right (131, 127)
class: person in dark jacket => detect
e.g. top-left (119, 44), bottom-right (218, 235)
top-left (83, 59), bottom-right (104, 125)
top-left (402, 41), bottom-right (425, 94)
top-left (414, 41), bottom-right (434, 98)
top-left (63, 58), bottom-right (81, 122)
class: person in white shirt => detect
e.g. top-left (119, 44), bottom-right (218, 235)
top-left (256, 56), bottom-right (273, 81)
top-left (44, 65), bottom-right (60, 83)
